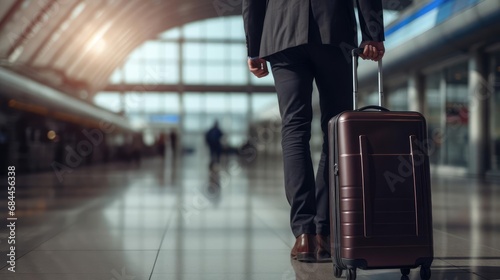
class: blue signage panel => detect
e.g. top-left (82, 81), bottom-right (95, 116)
top-left (149, 115), bottom-right (179, 123)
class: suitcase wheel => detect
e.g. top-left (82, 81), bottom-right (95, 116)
top-left (400, 268), bottom-right (411, 280)
top-left (346, 268), bottom-right (356, 280)
top-left (400, 268), bottom-right (410, 276)
top-left (333, 265), bottom-right (343, 278)
top-left (420, 266), bottom-right (431, 280)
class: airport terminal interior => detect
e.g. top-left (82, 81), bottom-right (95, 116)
top-left (0, 0), bottom-right (500, 279)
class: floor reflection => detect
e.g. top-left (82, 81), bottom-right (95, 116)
top-left (0, 154), bottom-right (499, 279)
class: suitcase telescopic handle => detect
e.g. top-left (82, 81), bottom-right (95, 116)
top-left (351, 48), bottom-right (384, 110)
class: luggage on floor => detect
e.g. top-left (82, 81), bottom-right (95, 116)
top-left (328, 48), bottom-right (433, 280)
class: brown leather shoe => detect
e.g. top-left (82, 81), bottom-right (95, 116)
top-left (315, 235), bottom-right (332, 262)
top-left (290, 234), bottom-right (315, 262)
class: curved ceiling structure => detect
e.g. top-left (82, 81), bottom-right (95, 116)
top-left (0, 0), bottom-right (241, 97)
top-left (0, 0), bottom-right (411, 96)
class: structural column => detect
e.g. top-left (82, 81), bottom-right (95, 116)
top-left (468, 49), bottom-right (489, 176)
top-left (408, 72), bottom-right (425, 113)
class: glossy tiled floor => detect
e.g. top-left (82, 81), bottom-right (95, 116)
top-left (0, 152), bottom-right (500, 280)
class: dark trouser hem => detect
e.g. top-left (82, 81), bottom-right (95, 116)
top-left (292, 225), bottom-right (316, 238)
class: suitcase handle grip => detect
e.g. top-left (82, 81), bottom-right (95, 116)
top-left (351, 48), bottom-right (384, 110)
top-left (357, 105), bottom-right (389, 112)
top-left (351, 48), bottom-right (364, 56)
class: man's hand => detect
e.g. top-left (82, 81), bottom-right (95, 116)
top-left (247, 57), bottom-right (269, 78)
top-left (359, 41), bottom-right (385, 61)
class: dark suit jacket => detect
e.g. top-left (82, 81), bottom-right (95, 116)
top-left (242, 0), bottom-right (385, 58)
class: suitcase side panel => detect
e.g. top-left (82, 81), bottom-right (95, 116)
top-left (328, 115), bottom-right (345, 270)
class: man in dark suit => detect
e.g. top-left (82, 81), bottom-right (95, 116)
top-left (243, 0), bottom-right (385, 262)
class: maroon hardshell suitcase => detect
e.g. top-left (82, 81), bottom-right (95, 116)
top-left (328, 49), bottom-right (433, 280)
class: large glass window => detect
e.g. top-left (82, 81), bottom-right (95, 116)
top-left (106, 16), bottom-right (273, 87)
top-left (182, 42), bottom-right (250, 85)
top-left (490, 52), bottom-right (500, 171)
top-left (93, 92), bottom-right (122, 113)
top-left (120, 41), bottom-right (179, 84)
top-left (94, 16), bottom-right (278, 150)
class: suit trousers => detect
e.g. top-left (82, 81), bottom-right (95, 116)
top-left (268, 44), bottom-right (353, 237)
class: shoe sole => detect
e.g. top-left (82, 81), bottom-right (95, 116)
top-left (296, 252), bottom-right (316, 262)
top-left (316, 252), bottom-right (332, 263)
top-left (315, 256), bottom-right (332, 263)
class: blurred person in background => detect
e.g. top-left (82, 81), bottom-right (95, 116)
top-left (243, 0), bottom-right (385, 262)
top-left (205, 121), bottom-right (224, 169)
